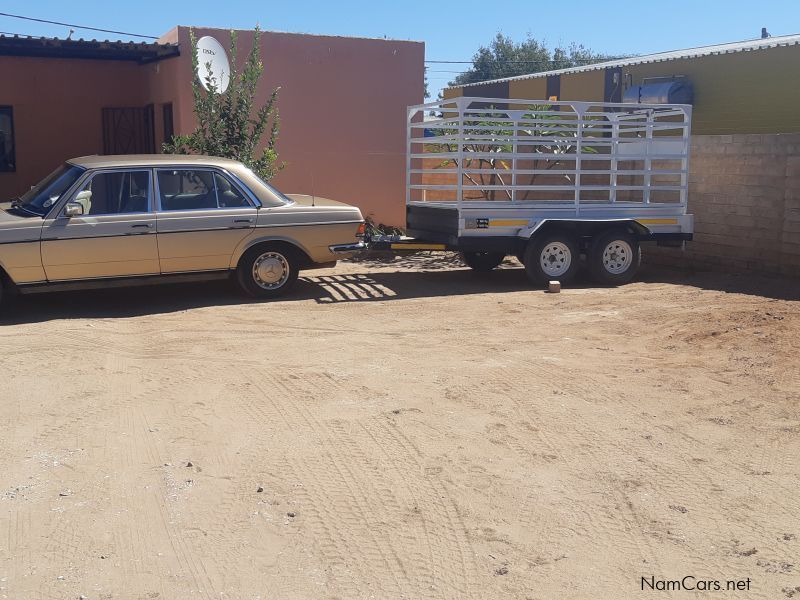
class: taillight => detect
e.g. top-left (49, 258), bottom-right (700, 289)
top-left (356, 222), bottom-right (366, 238)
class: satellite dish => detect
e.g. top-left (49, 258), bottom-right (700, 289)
top-left (196, 36), bottom-right (231, 94)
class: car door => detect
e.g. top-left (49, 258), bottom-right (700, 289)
top-left (40, 169), bottom-right (159, 281)
top-left (154, 168), bottom-right (257, 273)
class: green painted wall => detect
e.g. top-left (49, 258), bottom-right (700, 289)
top-left (445, 44), bottom-right (800, 134)
top-left (624, 45), bottom-right (800, 134)
top-left (509, 77), bottom-right (547, 100)
top-left (559, 69), bottom-right (605, 102)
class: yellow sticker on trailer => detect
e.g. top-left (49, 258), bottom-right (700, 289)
top-left (638, 218), bottom-right (678, 225)
top-left (489, 219), bottom-right (529, 227)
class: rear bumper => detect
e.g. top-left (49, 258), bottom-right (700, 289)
top-left (329, 241), bottom-right (366, 254)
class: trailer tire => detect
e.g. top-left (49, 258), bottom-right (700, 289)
top-left (523, 232), bottom-right (580, 285)
top-left (588, 230), bottom-right (641, 285)
top-left (461, 251), bottom-right (505, 272)
top-left (236, 244), bottom-right (300, 298)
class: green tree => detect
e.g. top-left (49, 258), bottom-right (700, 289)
top-left (164, 26), bottom-right (284, 180)
top-left (449, 33), bottom-right (619, 89)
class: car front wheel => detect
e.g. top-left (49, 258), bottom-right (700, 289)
top-left (236, 245), bottom-right (300, 298)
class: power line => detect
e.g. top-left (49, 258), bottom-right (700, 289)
top-left (426, 57), bottom-right (628, 65)
top-left (0, 12), bottom-right (158, 39)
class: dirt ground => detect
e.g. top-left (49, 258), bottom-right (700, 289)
top-left (0, 255), bottom-right (798, 600)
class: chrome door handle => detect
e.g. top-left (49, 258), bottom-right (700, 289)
top-left (131, 223), bottom-right (153, 228)
top-left (234, 218), bottom-right (254, 224)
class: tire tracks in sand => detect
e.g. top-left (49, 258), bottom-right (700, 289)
top-left (230, 367), bottom-right (479, 599)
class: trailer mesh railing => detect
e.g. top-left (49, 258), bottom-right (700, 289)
top-left (407, 97), bottom-right (692, 211)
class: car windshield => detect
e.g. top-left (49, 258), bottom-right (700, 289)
top-left (14, 164), bottom-right (85, 215)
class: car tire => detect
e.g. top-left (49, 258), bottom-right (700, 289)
top-left (461, 251), bottom-right (505, 272)
top-left (236, 245), bottom-right (300, 298)
top-left (588, 229), bottom-right (641, 285)
top-left (523, 231), bottom-right (580, 285)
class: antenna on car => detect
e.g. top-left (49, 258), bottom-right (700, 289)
top-left (310, 167), bottom-right (316, 207)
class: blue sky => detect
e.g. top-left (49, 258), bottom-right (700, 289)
top-left (2, 0), bottom-right (799, 97)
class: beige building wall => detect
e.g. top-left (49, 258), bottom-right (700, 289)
top-left (647, 133), bottom-right (800, 276)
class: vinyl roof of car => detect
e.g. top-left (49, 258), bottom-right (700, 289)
top-left (67, 155), bottom-right (244, 168)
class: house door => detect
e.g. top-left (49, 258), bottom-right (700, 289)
top-left (102, 106), bottom-right (155, 155)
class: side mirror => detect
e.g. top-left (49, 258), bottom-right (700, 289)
top-left (65, 190), bottom-right (92, 217)
top-left (64, 202), bottom-right (84, 217)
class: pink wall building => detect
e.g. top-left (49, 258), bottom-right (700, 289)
top-left (0, 27), bottom-right (425, 226)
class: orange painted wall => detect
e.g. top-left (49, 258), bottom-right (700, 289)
top-left (0, 27), bottom-right (424, 226)
top-left (0, 55), bottom-right (153, 198)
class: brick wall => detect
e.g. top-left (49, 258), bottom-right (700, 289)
top-left (647, 134), bottom-right (800, 277)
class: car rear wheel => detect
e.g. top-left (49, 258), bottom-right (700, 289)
top-left (523, 231), bottom-right (580, 285)
top-left (588, 230), bottom-right (641, 285)
top-left (461, 251), bottom-right (505, 272)
top-left (236, 245), bottom-right (300, 298)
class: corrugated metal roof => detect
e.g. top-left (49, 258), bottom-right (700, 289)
top-left (0, 34), bottom-right (179, 63)
top-left (448, 33), bottom-right (800, 89)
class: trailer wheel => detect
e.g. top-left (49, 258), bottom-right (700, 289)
top-left (524, 232), bottom-right (580, 285)
top-left (588, 230), bottom-right (641, 285)
top-left (461, 251), bottom-right (505, 272)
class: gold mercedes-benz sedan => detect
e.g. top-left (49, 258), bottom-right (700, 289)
top-left (0, 155), bottom-right (365, 305)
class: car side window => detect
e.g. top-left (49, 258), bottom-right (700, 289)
top-left (157, 169), bottom-right (251, 210)
top-left (73, 170), bottom-right (151, 215)
top-left (157, 170), bottom-right (215, 211)
top-left (213, 173), bottom-right (250, 207)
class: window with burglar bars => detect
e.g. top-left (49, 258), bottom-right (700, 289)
top-left (0, 106), bottom-right (16, 173)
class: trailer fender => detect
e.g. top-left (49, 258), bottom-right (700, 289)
top-left (517, 218), bottom-right (651, 240)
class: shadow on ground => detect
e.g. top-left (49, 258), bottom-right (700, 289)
top-left (1, 254), bottom-right (797, 325)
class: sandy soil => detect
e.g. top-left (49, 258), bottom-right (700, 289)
top-left (0, 255), bottom-right (798, 600)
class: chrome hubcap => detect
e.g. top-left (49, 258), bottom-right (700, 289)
top-left (540, 242), bottom-right (571, 277)
top-left (253, 252), bottom-right (289, 289)
top-left (602, 240), bottom-right (633, 274)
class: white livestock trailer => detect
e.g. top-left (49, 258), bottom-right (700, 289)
top-left (371, 96), bottom-right (693, 285)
